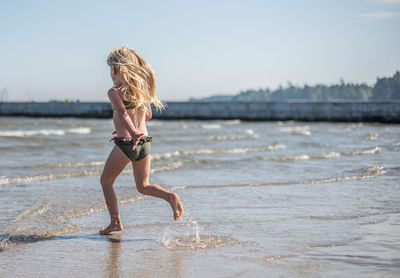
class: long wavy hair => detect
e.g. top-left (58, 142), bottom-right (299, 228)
top-left (107, 47), bottom-right (165, 112)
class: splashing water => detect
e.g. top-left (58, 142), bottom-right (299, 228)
top-left (160, 212), bottom-right (238, 250)
top-left (161, 213), bottom-right (200, 250)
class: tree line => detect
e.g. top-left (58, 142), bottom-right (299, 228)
top-left (192, 71), bottom-right (400, 101)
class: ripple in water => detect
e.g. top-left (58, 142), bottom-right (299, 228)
top-left (161, 214), bottom-right (239, 250)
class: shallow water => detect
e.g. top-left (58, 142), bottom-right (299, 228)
top-left (0, 117), bottom-right (399, 277)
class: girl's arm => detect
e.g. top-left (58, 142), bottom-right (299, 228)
top-left (108, 89), bottom-right (143, 139)
top-left (145, 103), bottom-right (152, 121)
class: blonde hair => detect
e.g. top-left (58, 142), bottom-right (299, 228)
top-left (107, 47), bottom-right (165, 112)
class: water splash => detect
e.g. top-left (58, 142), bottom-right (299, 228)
top-left (161, 213), bottom-right (200, 249)
top-left (160, 213), bottom-right (238, 250)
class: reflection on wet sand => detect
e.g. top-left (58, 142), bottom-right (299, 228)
top-left (101, 234), bottom-right (185, 278)
top-left (104, 235), bottom-right (122, 278)
top-left (136, 249), bottom-right (184, 278)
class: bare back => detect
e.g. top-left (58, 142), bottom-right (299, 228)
top-left (110, 89), bottom-right (149, 137)
top-left (113, 109), bottom-right (148, 137)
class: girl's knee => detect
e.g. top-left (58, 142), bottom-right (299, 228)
top-left (100, 174), bottom-right (115, 187)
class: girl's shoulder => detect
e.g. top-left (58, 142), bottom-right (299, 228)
top-left (108, 86), bottom-right (120, 93)
top-left (108, 87), bottom-right (122, 97)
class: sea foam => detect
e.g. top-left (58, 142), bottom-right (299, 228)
top-left (0, 127), bottom-right (91, 137)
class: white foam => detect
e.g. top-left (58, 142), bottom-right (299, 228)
top-left (0, 170), bottom-right (102, 186)
top-left (67, 127), bottom-right (91, 134)
top-left (270, 147), bottom-right (379, 162)
top-left (0, 127), bottom-right (91, 137)
top-left (209, 134), bottom-right (259, 141)
top-left (161, 215), bottom-right (238, 250)
top-left (279, 126), bottom-right (311, 136)
top-left (151, 161), bottom-right (184, 173)
top-left (201, 124), bottom-right (221, 129)
top-left (223, 120), bottom-right (241, 125)
top-left (365, 133), bottom-right (379, 141)
top-left (349, 147), bottom-right (381, 155)
top-left (242, 129), bottom-right (254, 135)
top-left (8, 161), bottom-right (104, 170)
top-left (209, 135), bottom-right (242, 141)
top-left (15, 203), bottom-right (50, 222)
top-left (151, 144), bottom-right (285, 161)
top-left (271, 152), bottom-right (341, 161)
top-left (151, 151), bottom-right (181, 161)
top-left (0, 129), bottom-right (65, 137)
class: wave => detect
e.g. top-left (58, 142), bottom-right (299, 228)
top-left (0, 127), bottom-right (91, 137)
top-left (6, 141), bottom-right (284, 172)
top-left (258, 254), bottom-right (299, 263)
top-left (1, 205), bottom-right (81, 251)
top-left (8, 161), bottom-right (105, 170)
top-left (209, 135), bottom-right (259, 141)
top-left (151, 160), bottom-right (184, 173)
top-left (0, 159), bottom-right (189, 186)
top-left (66, 127), bottom-right (91, 134)
top-left (200, 124), bottom-right (221, 129)
top-left (300, 210), bottom-right (400, 221)
top-left (277, 121), bottom-right (297, 125)
top-left (279, 126), bottom-right (311, 136)
top-left (206, 129), bottom-right (259, 141)
top-left (151, 144), bottom-right (285, 161)
top-left (14, 203), bottom-right (50, 223)
top-left (180, 166), bottom-right (386, 190)
top-left (240, 129), bottom-right (255, 135)
top-left (7, 157), bottom-right (186, 171)
top-left (0, 144), bottom-right (380, 187)
top-left (365, 133), bottom-right (379, 141)
top-left (306, 236), bottom-right (363, 249)
top-left (0, 226), bottom-right (80, 251)
top-left (66, 195), bottom-right (146, 219)
top-left (0, 170), bottom-right (103, 186)
top-left (270, 147), bottom-right (381, 162)
top-left (271, 152), bottom-right (341, 161)
top-left (0, 192), bottom-right (150, 251)
top-left (302, 166), bottom-right (385, 183)
top-left (222, 120), bottom-right (241, 125)
top-left (350, 147), bottom-right (381, 155)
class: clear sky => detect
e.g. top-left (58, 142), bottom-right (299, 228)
top-left (0, 0), bottom-right (399, 101)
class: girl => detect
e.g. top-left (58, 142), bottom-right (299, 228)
top-left (100, 47), bottom-right (183, 235)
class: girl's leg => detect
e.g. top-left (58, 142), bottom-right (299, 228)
top-left (100, 146), bottom-right (131, 234)
top-left (132, 155), bottom-right (183, 220)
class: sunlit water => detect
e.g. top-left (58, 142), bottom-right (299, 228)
top-left (0, 117), bottom-right (399, 277)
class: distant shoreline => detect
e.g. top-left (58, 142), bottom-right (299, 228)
top-left (0, 101), bottom-right (399, 123)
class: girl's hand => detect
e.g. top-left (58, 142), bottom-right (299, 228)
top-left (132, 133), bottom-right (146, 150)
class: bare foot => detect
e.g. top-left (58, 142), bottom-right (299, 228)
top-left (169, 193), bottom-right (184, 220)
top-left (99, 222), bottom-right (123, 235)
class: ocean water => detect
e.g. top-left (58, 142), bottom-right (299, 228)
top-left (0, 117), bottom-right (399, 277)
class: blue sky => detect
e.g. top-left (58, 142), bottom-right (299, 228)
top-left (0, 0), bottom-right (399, 101)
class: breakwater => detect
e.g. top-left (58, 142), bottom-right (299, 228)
top-left (0, 101), bottom-right (399, 123)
